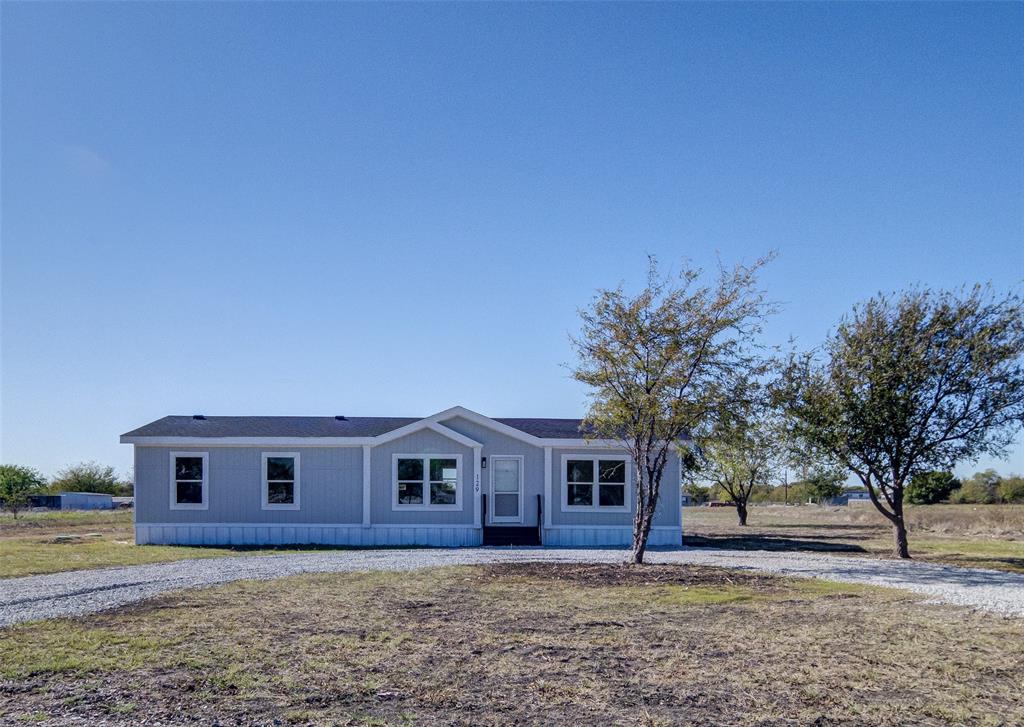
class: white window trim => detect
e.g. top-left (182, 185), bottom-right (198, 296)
top-left (169, 451), bottom-right (209, 511)
top-left (489, 454), bottom-right (524, 524)
top-left (261, 452), bottom-right (301, 511)
top-left (391, 453), bottom-right (463, 511)
top-left (560, 454), bottom-right (631, 513)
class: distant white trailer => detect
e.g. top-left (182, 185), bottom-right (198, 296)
top-left (55, 492), bottom-right (114, 510)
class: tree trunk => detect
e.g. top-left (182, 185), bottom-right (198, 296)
top-left (891, 485), bottom-right (910, 559)
top-left (892, 517), bottom-right (910, 558)
top-left (736, 502), bottom-right (748, 526)
top-left (631, 507), bottom-right (654, 564)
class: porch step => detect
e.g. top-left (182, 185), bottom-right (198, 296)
top-left (482, 525), bottom-right (541, 547)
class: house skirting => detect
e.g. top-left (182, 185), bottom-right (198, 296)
top-left (135, 523), bottom-right (682, 548)
top-left (136, 523), bottom-right (482, 547)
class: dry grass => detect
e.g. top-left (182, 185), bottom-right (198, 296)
top-left (1, 563), bottom-right (1022, 725)
top-left (0, 510), bottom-right (278, 578)
top-left (684, 504), bottom-right (1024, 573)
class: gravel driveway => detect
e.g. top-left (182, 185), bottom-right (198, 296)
top-left (2, 548), bottom-right (1024, 627)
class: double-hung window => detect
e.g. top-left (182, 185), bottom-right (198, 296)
top-left (262, 453), bottom-right (300, 510)
top-left (562, 455), bottom-right (629, 511)
top-left (170, 452), bottom-right (208, 510)
top-left (393, 454), bottom-right (461, 510)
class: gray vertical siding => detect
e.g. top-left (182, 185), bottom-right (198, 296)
top-left (439, 416), bottom-right (545, 527)
top-left (135, 446), bottom-right (364, 524)
top-left (370, 429), bottom-right (475, 525)
top-left (549, 447), bottom-right (681, 527)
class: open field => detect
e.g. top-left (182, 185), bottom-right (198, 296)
top-left (4, 504), bottom-right (1024, 580)
top-left (0, 510), bottom-right (277, 579)
top-left (684, 504), bottom-right (1024, 573)
top-left (1, 563), bottom-right (1022, 725)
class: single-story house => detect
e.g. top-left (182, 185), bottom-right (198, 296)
top-left (121, 406), bottom-right (685, 548)
top-left (29, 492), bottom-right (114, 510)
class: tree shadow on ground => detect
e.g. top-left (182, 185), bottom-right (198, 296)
top-left (683, 533), bottom-right (869, 554)
top-left (753, 523), bottom-right (883, 531)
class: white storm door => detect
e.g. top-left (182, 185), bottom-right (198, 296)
top-left (490, 456), bottom-right (523, 523)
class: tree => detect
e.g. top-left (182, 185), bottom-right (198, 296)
top-left (695, 381), bottom-right (781, 525)
top-left (952, 469), bottom-right (1001, 504)
top-left (50, 462), bottom-right (126, 495)
top-left (683, 482), bottom-right (712, 504)
top-left (0, 464), bottom-right (46, 518)
top-left (782, 286), bottom-right (1024, 558)
top-left (999, 475), bottom-right (1024, 504)
top-left (804, 469), bottom-right (846, 503)
top-left (906, 471), bottom-right (960, 505)
top-left (572, 256), bottom-right (774, 562)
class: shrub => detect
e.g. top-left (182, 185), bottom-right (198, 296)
top-left (998, 475), bottom-right (1024, 504)
top-left (951, 469), bottom-right (1001, 504)
top-left (907, 471), bottom-right (960, 504)
top-left (0, 464), bottom-right (47, 517)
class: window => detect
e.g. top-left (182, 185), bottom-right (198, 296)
top-left (393, 454), bottom-right (462, 510)
top-left (562, 455), bottom-right (630, 511)
top-left (170, 452), bottom-right (208, 510)
top-left (567, 459), bottom-right (594, 506)
top-left (397, 458), bottom-right (424, 504)
top-left (262, 453), bottom-right (300, 510)
top-left (598, 460), bottom-right (626, 507)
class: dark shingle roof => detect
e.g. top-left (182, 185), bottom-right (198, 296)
top-left (121, 415), bottom-right (591, 439)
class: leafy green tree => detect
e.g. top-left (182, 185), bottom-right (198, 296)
top-left (952, 469), bottom-right (1002, 504)
top-left (999, 475), bottom-right (1024, 504)
top-left (804, 469), bottom-right (846, 503)
top-left (0, 464), bottom-right (46, 518)
top-left (906, 471), bottom-right (961, 505)
top-left (693, 377), bottom-right (782, 526)
top-left (50, 462), bottom-right (127, 495)
top-left (781, 286), bottom-right (1024, 558)
top-left (683, 482), bottom-right (712, 504)
top-left (572, 255), bottom-right (774, 562)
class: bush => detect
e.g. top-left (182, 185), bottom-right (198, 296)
top-left (951, 469), bottom-right (1001, 504)
top-left (49, 462), bottom-right (130, 496)
top-left (0, 464), bottom-right (47, 517)
top-left (999, 475), bottom-right (1024, 504)
top-left (907, 471), bottom-right (960, 504)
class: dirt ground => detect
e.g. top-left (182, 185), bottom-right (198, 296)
top-left (2, 563), bottom-right (1022, 726)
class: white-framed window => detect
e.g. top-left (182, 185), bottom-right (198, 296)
top-left (262, 452), bottom-right (300, 510)
top-left (561, 454), bottom-right (630, 512)
top-left (169, 451), bottom-right (208, 510)
top-left (392, 454), bottom-right (463, 510)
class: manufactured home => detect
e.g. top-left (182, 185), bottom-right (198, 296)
top-left (121, 406), bottom-right (685, 547)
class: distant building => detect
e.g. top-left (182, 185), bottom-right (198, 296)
top-left (29, 492), bottom-right (114, 510)
top-left (827, 490), bottom-right (872, 506)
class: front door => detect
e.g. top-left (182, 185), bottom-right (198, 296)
top-left (490, 456), bottom-right (523, 523)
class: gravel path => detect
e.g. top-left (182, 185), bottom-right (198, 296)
top-left (2, 548), bottom-right (1024, 627)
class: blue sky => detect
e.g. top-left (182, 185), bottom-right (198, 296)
top-left (2, 2), bottom-right (1022, 479)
